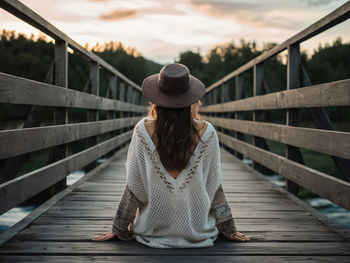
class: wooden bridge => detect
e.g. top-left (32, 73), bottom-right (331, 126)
top-left (0, 0), bottom-right (349, 262)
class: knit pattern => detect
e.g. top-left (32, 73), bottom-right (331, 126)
top-left (125, 117), bottom-right (223, 248)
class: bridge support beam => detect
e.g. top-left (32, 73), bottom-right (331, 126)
top-left (285, 43), bottom-right (304, 196)
top-left (105, 74), bottom-right (117, 157)
top-left (252, 63), bottom-right (274, 175)
top-left (234, 74), bottom-right (245, 160)
top-left (85, 62), bottom-right (100, 172)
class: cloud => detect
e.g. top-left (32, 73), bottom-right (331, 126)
top-left (300, 0), bottom-right (333, 6)
top-left (189, 0), bottom-right (310, 30)
top-left (100, 9), bottom-right (139, 21)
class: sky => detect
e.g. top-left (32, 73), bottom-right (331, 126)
top-left (0, 0), bottom-right (349, 64)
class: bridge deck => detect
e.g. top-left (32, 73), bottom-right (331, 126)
top-left (0, 148), bottom-right (349, 262)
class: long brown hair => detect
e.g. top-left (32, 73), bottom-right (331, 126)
top-left (146, 100), bottom-right (204, 171)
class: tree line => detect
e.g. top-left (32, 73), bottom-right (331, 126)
top-left (0, 29), bottom-right (349, 123)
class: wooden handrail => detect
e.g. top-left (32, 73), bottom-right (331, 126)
top-left (200, 79), bottom-right (350, 112)
top-left (0, 0), bottom-right (145, 215)
top-left (0, 0), bottom-right (142, 92)
top-left (205, 1), bottom-right (350, 93)
top-left (200, 1), bottom-right (350, 209)
top-left (0, 73), bottom-right (146, 112)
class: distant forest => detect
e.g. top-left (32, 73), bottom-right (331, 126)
top-left (0, 29), bottom-right (349, 123)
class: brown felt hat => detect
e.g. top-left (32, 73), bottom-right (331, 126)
top-left (141, 63), bottom-right (206, 108)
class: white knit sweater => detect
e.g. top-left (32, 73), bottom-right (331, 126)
top-left (126, 117), bottom-right (223, 248)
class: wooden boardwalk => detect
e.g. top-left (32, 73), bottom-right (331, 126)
top-left (0, 147), bottom-right (349, 262)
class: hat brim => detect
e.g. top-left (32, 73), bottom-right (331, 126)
top-left (141, 73), bottom-right (206, 108)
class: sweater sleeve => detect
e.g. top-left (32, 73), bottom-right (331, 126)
top-left (210, 184), bottom-right (237, 235)
top-left (112, 185), bottom-right (143, 241)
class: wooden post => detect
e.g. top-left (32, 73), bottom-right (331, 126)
top-left (212, 88), bottom-right (220, 133)
top-left (285, 43), bottom-right (304, 196)
top-left (119, 81), bottom-right (127, 139)
top-left (235, 74), bottom-right (245, 160)
top-left (252, 63), bottom-right (272, 174)
top-left (85, 62), bottom-right (99, 172)
top-left (40, 40), bottom-right (68, 198)
top-left (106, 74), bottom-right (117, 157)
top-left (221, 83), bottom-right (231, 151)
top-left (47, 40), bottom-right (68, 195)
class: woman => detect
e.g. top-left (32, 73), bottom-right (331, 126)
top-left (92, 63), bottom-right (249, 248)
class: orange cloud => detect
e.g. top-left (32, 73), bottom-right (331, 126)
top-left (100, 9), bottom-right (139, 21)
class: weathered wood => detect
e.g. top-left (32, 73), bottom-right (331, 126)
top-left (106, 74), bottom-right (119, 158)
top-left (1, 256), bottom-right (350, 263)
top-left (0, 73), bottom-right (146, 112)
top-left (1, 147), bottom-right (348, 261)
top-left (0, 240), bottom-right (349, 255)
top-left (0, 117), bottom-right (140, 159)
top-left (0, 131), bottom-right (132, 215)
top-left (252, 63), bottom-right (271, 174)
top-left (47, 39), bottom-right (69, 198)
top-left (200, 78), bottom-right (350, 113)
top-left (85, 62), bottom-right (100, 171)
top-left (217, 132), bottom-right (350, 210)
top-left (205, 1), bottom-right (350, 93)
top-left (285, 43), bottom-right (303, 195)
top-left (302, 66), bottom-right (350, 182)
top-left (0, 61), bottom-right (54, 182)
top-left (234, 74), bottom-right (245, 159)
top-left (0, 146), bottom-right (128, 246)
top-left (202, 116), bottom-right (350, 160)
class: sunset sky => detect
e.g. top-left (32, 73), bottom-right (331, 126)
top-left (0, 0), bottom-right (349, 64)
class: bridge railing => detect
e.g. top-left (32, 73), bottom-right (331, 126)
top-left (0, 0), bottom-right (147, 215)
top-left (199, 2), bottom-right (350, 210)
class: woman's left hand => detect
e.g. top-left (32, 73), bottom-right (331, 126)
top-left (221, 231), bottom-right (250, 241)
top-left (92, 231), bottom-right (117, 241)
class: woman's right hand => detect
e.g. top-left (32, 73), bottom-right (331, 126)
top-left (92, 231), bottom-right (117, 241)
top-left (221, 231), bottom-right (250, 242)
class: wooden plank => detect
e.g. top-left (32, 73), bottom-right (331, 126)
top-left (0, 73), bottom-right (146, 112)
top-left (0, 146), bottom-right (128, 246)
top-left (1, 256), bottom-right (350, 263)
top-left (41, 209), bottom-right (315, 219)
top-left (12, 231), bottom-right (347, 242)
top-left (0, 240), bottom-right (349, 255)
top-left (203, 116), bottom-right (350, 159)
top-left (0, 61), bottom-right (54, 182)
top-left (0, 131), bottom-right (132, 215)
top-left (205, 1), bottom-right (350, 93)
top-left (0, 117), bottom-right (140, 159)
top-left (302, 65), bottom-right (350, 182)
top-left (217, 132), bottom-right (350, 210)
top-left (200, 79), bottom-right (350, 113)
top-left (0, 0), bottom-right (142, 92)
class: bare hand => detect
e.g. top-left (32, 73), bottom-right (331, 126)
top-left (221, 231), bottom-right (250, 242)
top-left (92, 231), bottom-right (117, 241)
